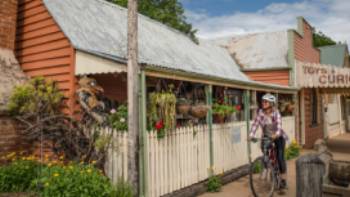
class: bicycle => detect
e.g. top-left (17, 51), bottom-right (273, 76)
top-left (249, 137), bottom-right (282, 197)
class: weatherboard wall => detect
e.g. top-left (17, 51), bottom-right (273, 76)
top-left (244, 69), bottom-right (290, 86)
top-left (15, 0), bottom-right (76, 114)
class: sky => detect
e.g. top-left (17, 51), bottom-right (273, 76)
top-left (180, 0), bottom-right (350, 45)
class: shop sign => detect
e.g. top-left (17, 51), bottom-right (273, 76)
top-left (296, 61), bottom-right (350, 88)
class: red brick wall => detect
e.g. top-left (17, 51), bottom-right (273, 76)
top-left (0, 0), bottom-right (18, 50)
top-left (0, 0), bottom-right (23, 158)
top-left (293, 18), bottom-right (323, 148)
top-left (302, 88), bottom-right (323, 148)
top-left (0, 116), bottom-right (21, 157)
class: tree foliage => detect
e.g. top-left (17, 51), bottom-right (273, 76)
top-left (313, 31), bottom-right (336, 47)
top-left (107, 0), bottom-right (198, 43)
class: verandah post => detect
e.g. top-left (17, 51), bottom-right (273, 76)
top-left (205, 84), bottom-right (214, 176)
top-left (244, 90), bottom-right (252, 164)
top-left (138, 70), bottom-right (148, 197)
top-left (127, 0), bottom-right (139, 194)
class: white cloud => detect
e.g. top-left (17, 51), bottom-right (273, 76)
top-left (185, 0), bottom-right (350, 45)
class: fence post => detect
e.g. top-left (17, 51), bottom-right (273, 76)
top-left (205, 85), bottom-right (214, 176)
top-left (139, 70), bottom-right (148, 197)
top-left (296, 154), bottom-right (325, 197)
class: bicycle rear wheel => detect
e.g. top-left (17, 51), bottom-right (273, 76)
top-left (249, 156), bottom-right (275, 197)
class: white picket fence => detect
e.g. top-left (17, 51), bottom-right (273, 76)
top-left (212, 122), bottom-right (261, 175)
top-left (104, 128), bottom-right (128, 183)
top-left (104, 116), bottom-right (295, 197)
top-left (146, 125), bottom-right (210, 197)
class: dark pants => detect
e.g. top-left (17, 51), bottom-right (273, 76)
top-left (275, 136), bottom-right (287, 174)
top-left (261, 136), bottom-right (287, 174)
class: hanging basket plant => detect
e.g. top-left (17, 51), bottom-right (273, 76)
top-left (176, 98), bottom-right (191, 115)
top-left (148, 90), bottom-right (176, 138)
top-left (190, 103), bottom-right (209, 119)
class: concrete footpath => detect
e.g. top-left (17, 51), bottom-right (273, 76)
top-left (199, 154), bottom-right (300, 197)
top-left (200, 133), bottom-right (350, 197)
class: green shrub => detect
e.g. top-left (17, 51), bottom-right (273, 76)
top-left (31, 163), bottom-right (112, 197)
top-left (0, 160), bottom-right (41, 193)
top-left (285, 140), bottom-right (301, 160)
top-left (0, 157), bottom-right (135, 196)
top-left (108, 105), bottom-right (128, 131)
top-left (8, 77), bottom-right (63, 115)
top-left (207, 175), bottom-right (221, 192)
top-left (110, 179), bottom-right (134, 197)
top-left (252, 160), bottom-right (263, 174)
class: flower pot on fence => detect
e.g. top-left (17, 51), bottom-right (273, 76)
top-left (190, 104), bottom-right (209, 118)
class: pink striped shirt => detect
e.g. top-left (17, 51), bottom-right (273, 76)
top-left (249, 109), bottom-right (287, 139)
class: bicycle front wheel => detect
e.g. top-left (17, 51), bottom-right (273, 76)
top-left (249, 156), bottom-right (275, 197)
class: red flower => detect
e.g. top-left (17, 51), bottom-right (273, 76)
top-left (235, 105), bottom-right (241, 111)
top-left (155, 120), bottom-right (164, 131)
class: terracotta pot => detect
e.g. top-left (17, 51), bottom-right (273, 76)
top-left (176, 103), bottom-right (191, 115)
top-left (190, 104), bottom-right (209, 118)
top-left (329, 160), bottom-right (350, 186)
top-left (213, 114), bottom-right (225, 123)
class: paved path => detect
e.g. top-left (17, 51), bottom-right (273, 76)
top-left (200, 133), bottom-right (350, 197)
top-left (199, 154), bottom-right (301, 197)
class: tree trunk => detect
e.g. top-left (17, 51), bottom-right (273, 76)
top-left (296, 153), bottom-right (326, 197)
top-left (127, 0), bottom-right (139, 195)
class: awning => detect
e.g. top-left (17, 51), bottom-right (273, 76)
top-left (75, 50), bottom-right (126, 76)
top-left (296, 60), bottom-right (350, 88)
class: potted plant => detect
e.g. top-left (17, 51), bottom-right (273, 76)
top-left (176, 98), bottom-right (191, 115)
top-left (212, 103), bottom-right (236, 123)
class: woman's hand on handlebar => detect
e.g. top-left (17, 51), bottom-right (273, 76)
top-left (248, 136), bottom-right (258, 143)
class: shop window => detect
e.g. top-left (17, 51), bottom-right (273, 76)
top-left (311, 89), bottom-right (318, 126)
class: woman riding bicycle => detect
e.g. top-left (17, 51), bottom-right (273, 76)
top-left (249, 93), bottom-right (288, 189)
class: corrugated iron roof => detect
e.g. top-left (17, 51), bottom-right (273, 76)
top-left (43, 0), bottom-right (250, 82)
top-left (209, 31), bottom-right (289, 70)
top-left (319, 44), bottom-right (348, 67)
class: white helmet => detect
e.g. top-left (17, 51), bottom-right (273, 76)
top-left (262, 93), bottom-right (276, 104)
